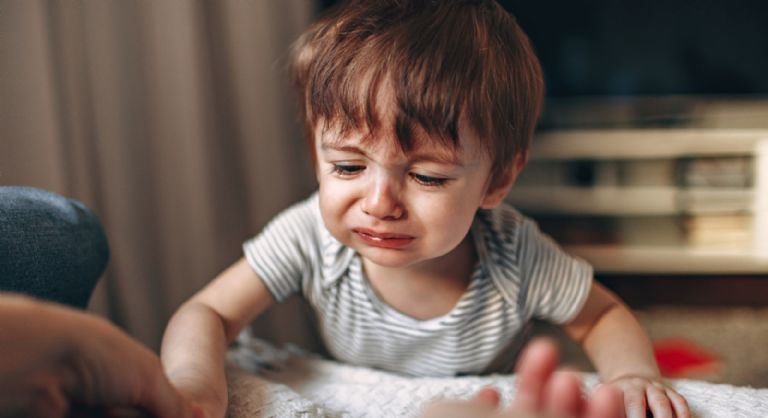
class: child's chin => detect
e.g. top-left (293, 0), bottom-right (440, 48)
top-left (358, 248), bottom-right (421, 269)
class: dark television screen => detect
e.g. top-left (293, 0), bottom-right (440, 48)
top-left (318, 0), bottom-right (768, 97)
top-left (500, 0), bottom-right (768, 97)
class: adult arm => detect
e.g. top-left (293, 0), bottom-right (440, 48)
top-left (0, 294), bottom-right (195, 418)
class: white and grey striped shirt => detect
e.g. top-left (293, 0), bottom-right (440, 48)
top-left (243, 193), bottom-right (592, 377)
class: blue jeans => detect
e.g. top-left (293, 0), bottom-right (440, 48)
top-left (0, 187), bottom-right (109, 308)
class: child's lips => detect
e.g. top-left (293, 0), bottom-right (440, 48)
top-left (354, 228), bottom-right (412, 240)
top-left (353, 228), bottom-right (414, 248)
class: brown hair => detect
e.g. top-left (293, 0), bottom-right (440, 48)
top-left (291, 0), bottom-right (544, 186)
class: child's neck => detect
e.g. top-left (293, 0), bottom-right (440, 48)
top-left (361, 235), bottom-right (477, 321)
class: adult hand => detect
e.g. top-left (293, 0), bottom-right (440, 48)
top-left (0, 294), bottom-right (199, 418)
top-left (420, 338), bottom-right (624, 418)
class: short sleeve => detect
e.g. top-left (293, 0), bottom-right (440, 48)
top-left (517, 218), bottom-right (593, 324)
top-left (242, 195), bottom-right (319, 302)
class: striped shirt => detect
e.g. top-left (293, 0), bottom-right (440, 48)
top-left (243, 192), bottom-right (592, 377)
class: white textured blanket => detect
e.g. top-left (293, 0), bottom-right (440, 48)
top-left (226, 339), bottom-right (768, 418)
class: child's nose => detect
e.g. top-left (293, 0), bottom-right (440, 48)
top-left (361, 177), bottom-right (404, 220)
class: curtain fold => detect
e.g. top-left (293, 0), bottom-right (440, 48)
top-left (0, 0), bottom-right (317, 349)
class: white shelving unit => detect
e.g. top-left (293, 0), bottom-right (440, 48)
top-left (510, 187), bottom-right (755, 216)
top-left (508, 129), bottom-right (768, 274)
top-left (529, 129), bottom-right (765, 160)
top-left (567, 245), bottom-right (768, 274)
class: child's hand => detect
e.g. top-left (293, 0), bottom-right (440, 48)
top-left (170, 382), bottom-right (222, 418)
top-left (608, 375), bottom-right (689, 418)
top-left (178, 396), bottom-right (207, 418)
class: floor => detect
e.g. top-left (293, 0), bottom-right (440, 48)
top-left (638, 306), bottom-right (768, 388)
top-left (540, 306), bottom-right (768, 388)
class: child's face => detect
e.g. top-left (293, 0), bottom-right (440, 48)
top-left (314, 118), bottom-right (511, 270)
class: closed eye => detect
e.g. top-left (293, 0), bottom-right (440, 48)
top-left (411, 173), bottom-right (449, 187)
top-left (331, 164), bottom-right (365, 176)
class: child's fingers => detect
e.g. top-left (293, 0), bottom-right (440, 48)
top-left (666, 388), bottom-right (691, 418)
top-left (510, 338), bottom-right (560, 412)
top-left (645, 385), bottom-right (673, 418)
top-left (621, 387), bottom-right (647, 418)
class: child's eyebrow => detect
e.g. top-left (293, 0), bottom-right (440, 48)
top-left (409, 152), bottom-right (464, 167)
top-left (320, 142), bottom-right (369, 157)
top-left (321, 141), bottom-right (464, 167)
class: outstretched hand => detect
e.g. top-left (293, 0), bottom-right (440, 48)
top-left (0, 295), bottom-right (199, 418)
top-left (420, 338), bottom-right (624, 418)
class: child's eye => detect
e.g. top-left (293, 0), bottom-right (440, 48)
top-left (331, 164), bottom-right (365, 176)
top-left (411, 173), bottom-right (449, 187)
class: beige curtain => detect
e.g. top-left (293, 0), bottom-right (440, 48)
top-left (0, 0), bottom-right (319, 350)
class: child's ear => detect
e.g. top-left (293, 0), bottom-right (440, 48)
top-left (480, 152), bottom-right (528, 209)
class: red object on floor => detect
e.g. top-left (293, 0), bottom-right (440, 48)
top-left (653, 338), bottom-right (722, 379)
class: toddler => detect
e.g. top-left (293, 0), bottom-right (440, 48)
top-left (162, 1), bottom-right (689, 418)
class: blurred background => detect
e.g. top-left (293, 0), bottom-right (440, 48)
top-left (1, 0), bottom-right (318, 349)
top-left (2, 0), bottom-right (767, 386)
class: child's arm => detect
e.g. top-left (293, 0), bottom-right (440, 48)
top-left (161, 258), bottom-right (275, 418)
top-left (562, 283), bottom-right (690, 418)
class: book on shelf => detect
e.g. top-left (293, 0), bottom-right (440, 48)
top-left (684, 214), bottom-right (754, 248)
top-left (508, 153), bottom-right (764, 255)
top-left (533, 214), bottom-right (754, 250)
top-left (515, 156), bottom-right (755, 190)
top-left (678, 156), bottom-right (753, 188)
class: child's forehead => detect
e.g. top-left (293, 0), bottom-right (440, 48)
top-left (317, 120), bottom-right (484, 165)
top-left (312, 76), bottom-right (488, 163)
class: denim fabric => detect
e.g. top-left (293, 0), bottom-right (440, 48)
top-left (0, 186), bottom-right (109, 308)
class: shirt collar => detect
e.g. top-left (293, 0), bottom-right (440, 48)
top-left (315, 201), bottom-right (356, 288)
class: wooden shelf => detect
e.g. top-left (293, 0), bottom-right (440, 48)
top-left (508, 186), bottom-right (755, 215)
top-left (531, 129), bottom-right (768, 160)
top-left (566, 244), bottom-right (768, 274)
